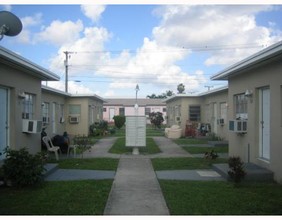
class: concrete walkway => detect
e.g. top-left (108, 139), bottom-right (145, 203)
top-left (103, 157), bottom-right (169, 215)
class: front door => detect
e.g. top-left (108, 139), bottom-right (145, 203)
top-left (109, 108), bottom-right (115, 122)
top-left (0, 87), bottom-right (8, 160)
top-left (259, 87), bottom-right (270, 160)
top-left (212, 103), bottom-right (218, 134)
top-left (52, 103), bottom-right (56, 134)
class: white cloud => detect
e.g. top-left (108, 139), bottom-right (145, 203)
top-left (47, 81), bottom-right (94, 94)
top-left (152, 5), bottom-right (282, 66)
top-left (15, 13), bottom-right (43, 44)
top-left (81, 5), bottom-right (106, 23)
top-left (35, 19), bottom-right (84, 46)
top-left (46, 5), bottom-right (282, 97)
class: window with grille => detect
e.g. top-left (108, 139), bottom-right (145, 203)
top-left (234, 94), bottom-right (248, 119)
top-left (189, 105), bottom-right (201, 121)
top-left (22, 93), bottom-right (35, 119)
top-left (42, 102), bottom-right (50, 124)
top-left (145, 107), bottom-right (151, 115)
top-left (119, 107), bottom-right (125, 116)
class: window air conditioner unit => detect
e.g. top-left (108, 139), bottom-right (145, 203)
top-left (175, 116), bottom-right (180, 122)
top-left (22, 119), bottom-right (42, 133)
top-left (69, 116), bottom-right (79, 124)
top-left (229, 120), bottom-right (247, 133)
top-left (217, 118), bottom-right (225, 125)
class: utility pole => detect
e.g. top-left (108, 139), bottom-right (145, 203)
top-left (205, 85), bottom-right (213, 91)
top-left (64, 51), bottom-right (75, 93)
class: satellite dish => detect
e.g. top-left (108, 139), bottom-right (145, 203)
top-left (0, 11), bottom-right (22, 40)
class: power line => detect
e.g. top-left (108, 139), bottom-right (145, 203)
top-left (65, 43), bottom-right (264, 55)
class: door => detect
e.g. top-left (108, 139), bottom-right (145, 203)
top-left (109, 108), bottom-right (115, 122)
top-left (52, 103), bottom-right (56, 134)
top-left (0, 87), bottom-right (8, 160)
top-left (259, 87), bottom-right (270, 160)
top-left (212, 103), bottom-right (218, 134)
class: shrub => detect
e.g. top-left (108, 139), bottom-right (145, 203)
top-left (228, 156), bottom-right (246, 186)
top-left (2, 148), bottom-right (46, 187)
top-left (113, 115), bottom-right (125, 129)
top-left (89, 120), bottom-right (108, 136)
top-left (149, 112), bottom-right (164, 129)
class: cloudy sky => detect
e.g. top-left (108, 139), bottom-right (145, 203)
top-left (1, 3), bottom-right (282, 98)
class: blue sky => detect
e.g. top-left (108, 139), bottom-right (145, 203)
top-left (1, 4), bottom-right (282, 98)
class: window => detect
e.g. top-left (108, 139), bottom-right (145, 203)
top-left (163, 108), bottom-right (166, 112)
top-left (103, 108), bottom-right (107, 112)
top-left (234, 94), bottom-right (248, 119)
top-left (42, 102), bottom-right (50, 124)
top-left (22, 93), bottom-right (34, 119)
top-left (59, 104), bottom-right (64, 123)
top-left (69, 104), bottom-right (81, 115)
top-left (119, 107), bottom-right (125, 116)
top-left (189, 105), bottom-right (201, 121)
top-left (145, 108), bottom-right (151, 115)
top-left (220, 102), bottom-right (227, 121)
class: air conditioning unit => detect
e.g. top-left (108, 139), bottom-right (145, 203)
top-left (69, 116), bottom-right (79, 124)
top-left (229, 120), bottom-right (247, 133)
top-left (22, 119), bottom-right (42, 133)
top-left (175, 116), bottom-right (180, 122)
top-left (217, 118), bottom-right (225, 125)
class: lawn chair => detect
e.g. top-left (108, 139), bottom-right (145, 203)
top-left (67, 144), bottom-right (78, 158)
top-left (42, 136), bottom-right (61, 161)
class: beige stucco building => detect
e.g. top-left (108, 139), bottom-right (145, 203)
top-left (164, 86), bottom-right (228, 139)
top-left (0, 46), bottom-right (59, 160)
top-left (42, 86), bottom-right (105, 137)
top-left (212, 40), bottom-right (282, 183)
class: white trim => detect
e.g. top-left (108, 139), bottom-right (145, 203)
top-left (0, 46), bottom-right (60, 81)
top-left (211, 41), bottom-right (282, 80)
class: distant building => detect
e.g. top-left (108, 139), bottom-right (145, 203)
top-left (103, 98), bottom-right (167, 124)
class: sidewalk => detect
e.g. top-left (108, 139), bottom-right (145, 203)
top-left (103, 157), bottom-right (169, 215)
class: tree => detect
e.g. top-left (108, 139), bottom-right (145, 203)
top-left (177, 83), bottom-right (185, 94)
top-left (147, 90), bottom-right (175, 99)
top-left (149, 112), bottom-right (164, 129)
top-left (113, 115), bottom-right (125, 129)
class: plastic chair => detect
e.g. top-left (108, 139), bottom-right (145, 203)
top-left (67, 144), bottom-right (78, 158)
top-left (42, 136), bottom-right (61, 161)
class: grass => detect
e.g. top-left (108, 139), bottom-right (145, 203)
top-left (152, 157), bottom-right (228, 170)
top-left (183, 146), bottom-right (228, 154)
top-left (109, 137), bottom-right (161, 154)
top-left (159, 180), bottom-right (282, 215)
top-left (173, 138), bottom-right (209, 145)
top-left (54, 158), bottom-right (119, 170)
top-left (0, 180), bottom-right (113, 215)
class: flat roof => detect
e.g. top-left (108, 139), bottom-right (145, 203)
top-left (0, 46), bottom-right (60, 81)
top-left (211, 40), bottom-right (282, 80)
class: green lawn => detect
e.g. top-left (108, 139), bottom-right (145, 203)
top-left (173, 138), bottom-right (209, 145)
top-left (183, 146), bottom-right (228, 154)
top-left (55, 158), bottom-right (119, 170)
top-left (0, 180), bottom-right (112, 215)
top-left (109, 137), bottom-right (161, 154)
top-left (159, 180), bottom-right (282, 215)
top-left (152, 157), bottom-right (228, 170)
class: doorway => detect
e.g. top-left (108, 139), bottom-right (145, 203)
top-left (259, 87), bottom-right (270, 160)
top-left (0, 87), bottom-right (9, 160)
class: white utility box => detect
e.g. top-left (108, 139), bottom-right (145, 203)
top-left (126, 116), bottom-right (146, 147)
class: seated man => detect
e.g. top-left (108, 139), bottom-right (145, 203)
top-left (52, 132), bottom-right (69, 154)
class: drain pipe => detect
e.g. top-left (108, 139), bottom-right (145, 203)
top-left (247, 143), bottom-right (250, 163)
